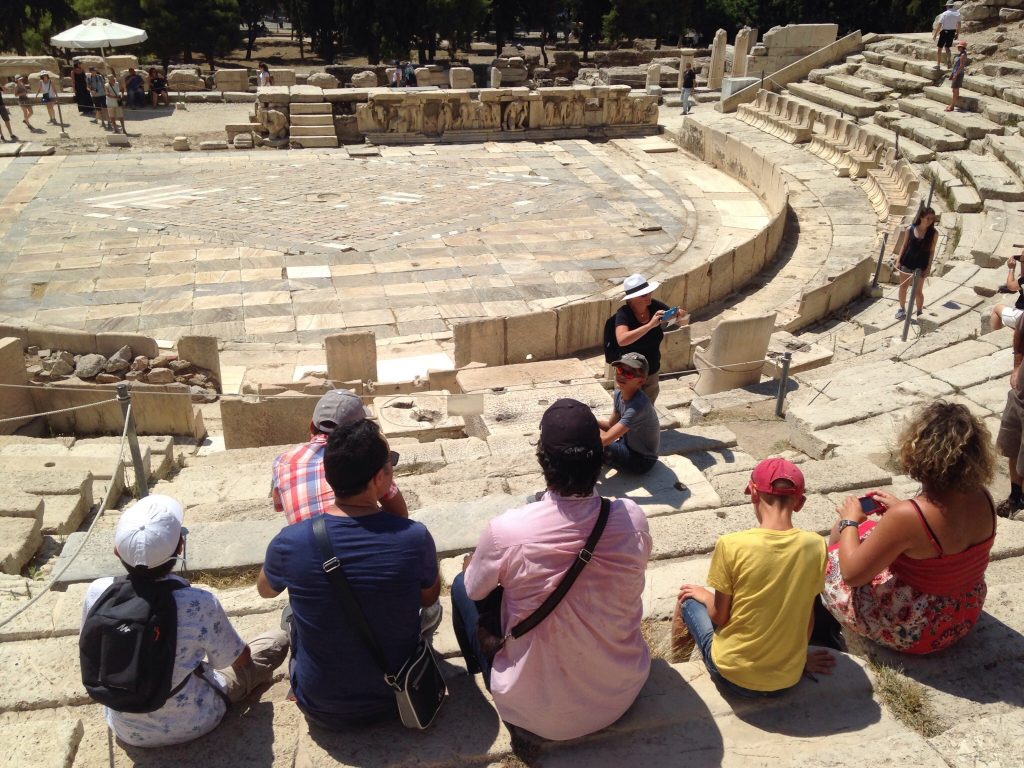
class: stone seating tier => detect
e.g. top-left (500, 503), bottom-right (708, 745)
top-left (736, 90), bottom-right (818, 144)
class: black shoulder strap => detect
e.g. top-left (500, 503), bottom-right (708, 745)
top-left (508, 497), bottom-right (611, 640)
top-left (311, 515), bottom-right (391, 675)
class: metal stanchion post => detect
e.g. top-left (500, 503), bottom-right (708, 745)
top-left (926, 178), bottom-right (935, 209)
top-left (901, 269), bottom-right (921, 342)
top-left (775, 351), bottom-right (793, 418)
top-left (115, 383), bottom-right (149, 498)
top-left (55, 96), bottom-right (69, 139)
top-left (895, 133), bottom-right (899, 157)
top-left (871, 232), bottom-right (889, 288)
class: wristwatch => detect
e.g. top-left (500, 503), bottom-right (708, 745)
top-left (838, 519), bottom-right (860, 534)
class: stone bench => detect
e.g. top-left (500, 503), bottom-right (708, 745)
top-left (862, 153), bottom-right (921, 220)
top-left (736, 90), bottom-right (817, 144)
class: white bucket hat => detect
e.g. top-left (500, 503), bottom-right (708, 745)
top-left (622, 273), bottom-right (660, 300)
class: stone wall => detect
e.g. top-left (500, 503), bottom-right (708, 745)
top-left (0, 338), bottom-right (34, 435)
top-left (354, 85), bottom-right (658, 143)
top-left (745, 23), bottom-right (839, 77)
top-left (0, 56), bottom-right (59, 83)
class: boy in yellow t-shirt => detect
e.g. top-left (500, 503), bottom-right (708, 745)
top-left (675, 458), bottom-right (835, 696)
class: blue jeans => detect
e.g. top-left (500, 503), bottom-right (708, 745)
top-left (679, 598), bottom-right (793, 699)
top-left (450, 572), bottom-right (493, 689)
top-left (682, 88), bottom-right (692, 114)
top-left (606, 438), bottom-right (657, 474)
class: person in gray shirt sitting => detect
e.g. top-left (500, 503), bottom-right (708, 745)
top-left (598, 352), bottom-right (660, 473)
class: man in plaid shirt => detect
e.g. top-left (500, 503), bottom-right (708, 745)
top-left (272, 389), bottom-right (408, 524)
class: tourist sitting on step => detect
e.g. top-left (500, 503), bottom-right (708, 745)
top-left (606, 272), bottom-right (685, 404)
top-left (989, 252), bottom-right (1024, 331)
top-left (148, 68), bottom-right (169, 108)
top-left (272, 388), bottom-right (408, 524)
top-left (80, 495), bottom-right (289, 748)
top-left (822, 401), bottom-right (997, 654)
top-left (258, 419), bottom-right (441, 730)
top-left (674, 458), bottom-right (835, 697)
top-left (450, 398), bottom-right (651, 741)
top-left (894, 206), bottom-right (937, 322)
top-left (996, 322), bottom-right (1024, 518)
top-left (598, 352), bottom-right (660, 474)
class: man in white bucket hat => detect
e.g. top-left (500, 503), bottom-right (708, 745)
top-left (604, 273), bottom-right (685, 404)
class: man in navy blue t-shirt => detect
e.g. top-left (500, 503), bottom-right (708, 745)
top-left (257, 419), bottom-right (440, 729)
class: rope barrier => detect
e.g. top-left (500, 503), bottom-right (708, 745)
top-left (0, 397), bottom-right (119, 425)
top-left (0, 402), bottom-right (132, 630)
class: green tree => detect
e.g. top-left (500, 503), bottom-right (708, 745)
top-left (239, 0), bottom-right (268, 60)
top-left (2, 0), bottom-right (76, 55)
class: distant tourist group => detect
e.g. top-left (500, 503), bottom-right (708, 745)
top-left (78, 272), bottom-right (1007, 751)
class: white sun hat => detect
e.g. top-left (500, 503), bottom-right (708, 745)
top-left (622, 273), bottom-right (660, 300)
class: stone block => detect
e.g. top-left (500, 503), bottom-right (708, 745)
top-left (256, 85), bottom-right (290, 105)
top-left (306, 72), bottom-right (339, 89)
top-left (0, 494), bottom-right (43, 521)
top-left (453, 318), bottom-right (506, 368)
top-left (0, 516), bottom-right (42, 574)
top-left (289, 84), bottom-right (324, 102)
top-left (177, 335), bottom-right (221, 390)
top-left (269, 68), bottom-right (297, 86)
top-left (214, 68), bottom-right (249, 92)
top-left (0, 337), bottom-right (33, 435)
top-left (221, 393), bottom-right (320, 450)
top-left (661, 326), bottom-right (693, 373)
top-left (4, 718), bottom-right (84, 768)
top-left (325, 331), bottom-right (377, 383)
top-left (504, 311), bottom-right (557, 364)
top-left (411, 494), bottom-right (521, 556)
top-left (449, 67), bottom-right (475, 88)
top-left (55, 519), bottom-right (285, 583)
top-left (456, 358), bottom-right (593, 393)
top-left (556, 298), bottom-right (613, 357)
top-left (657, 426), bottom-right (738, 456)
top-left (351, 70), bottom-right (379, 88)
top-left (375, 395), bottom-right (466, 442)
top-left (595, 455), bottom-right (721, 517)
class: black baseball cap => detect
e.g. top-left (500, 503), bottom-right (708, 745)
top-left (539, 398), bottom-right (601, 459)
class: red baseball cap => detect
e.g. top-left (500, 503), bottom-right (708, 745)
top-left (745, 458), bottom-right (805, 496)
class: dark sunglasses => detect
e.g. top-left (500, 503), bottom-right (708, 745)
top-left (388, 450), bottom-right (400, 468)
top-left (614, 366), bottom-right (641, 379)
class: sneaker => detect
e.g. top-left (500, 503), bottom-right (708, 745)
top-left (996, 497), bottom-right (1023, 518)
top-left (916, 308), bottom-right (922, 317)
top-left (419, 602), bottom-right (443, 638)
top-left (895, 308), bottom-right (906, 320)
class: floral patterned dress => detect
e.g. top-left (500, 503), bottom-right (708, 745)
top-left (822, 499), bottom-right (995, 655)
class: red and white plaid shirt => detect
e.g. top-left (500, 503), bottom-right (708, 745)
top-left (272, 434), bottom-right (399, 525)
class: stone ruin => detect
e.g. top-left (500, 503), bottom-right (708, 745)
top-left (744, 23), bottom-right (839, 77)
top-left (27, 346), bottom-right (219, 403)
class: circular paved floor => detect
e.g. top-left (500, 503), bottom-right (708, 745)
top-left (0, 138), bottom-right (768, 345)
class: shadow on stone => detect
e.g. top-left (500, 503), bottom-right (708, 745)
top-left (728, 651), bottom-right (881, 737)
top-left (120, 700), bottom-right (278, 767)
top-left (298, 661), bottom-right (502, 766)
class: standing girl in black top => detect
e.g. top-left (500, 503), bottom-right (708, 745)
top-left (895, 207), bottom-right (937, 321)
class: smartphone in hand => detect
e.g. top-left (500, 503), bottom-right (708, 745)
top-left (661, 306), bottom-right (679, 322)
top-left (858, 495), bottom-right (884, 515)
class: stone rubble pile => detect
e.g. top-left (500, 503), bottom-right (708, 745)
top-left (27, 347), bottom-right (219, 402)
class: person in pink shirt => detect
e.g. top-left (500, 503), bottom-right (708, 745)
top-left (450, 398), bottom-right (652, 741)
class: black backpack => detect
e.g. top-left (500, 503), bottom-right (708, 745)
top-left (603, 314), bottom-right (620, 364)
top-left (80, 577), bottom-right (187, 713)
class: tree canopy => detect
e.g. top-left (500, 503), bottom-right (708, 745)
top-left (6, 0), bottom-right (942, 64)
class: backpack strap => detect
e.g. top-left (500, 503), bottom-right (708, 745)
top-left (507, 496), bottom-right (611, 640)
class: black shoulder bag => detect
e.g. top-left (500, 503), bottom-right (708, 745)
top-left (476, 496), bottom-right (611, 662)
top-left (311, 515), bottom-right (446, 730)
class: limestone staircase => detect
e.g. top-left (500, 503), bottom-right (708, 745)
top-left (289, 102), bottom-right (339, 149)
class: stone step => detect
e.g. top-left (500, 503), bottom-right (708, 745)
top-left (822, 73), bottom-right (892, 101)
top-left (1001, 86), bottom-right (1024, 108)
top-left (290, 135), bottom-right (339, 148)
top-left (289, 125), bottom-right (339, 137)
top-left (924, 159), bottom-right (983, 212)
top-left (982, 61), bottom-right (1024, 77)
top-left (856, 121), bottom-right (935, 163)
top-left (897, 96), bottom-right (1004, 140)
top-left (854, 63), bottom-right (933, 93)
top-left (952, 153), bottom-right (1024, 202)
top-left (873, 110), bottom-right (969, 151)
top-left (785, 81), bottom-right (886, 118)
top-left (290, 113), bottom-right (334, 127)
top-left (961, 73), bottom-right (1006, 98)
top-left (921, 84), bottom-right (1024, 126)
top-left (289, 102), bottom-right (333, 114)
top-left (874, 53), bottom-right (945, 83)
top-left (986, 133), bottom-right (1024, 179)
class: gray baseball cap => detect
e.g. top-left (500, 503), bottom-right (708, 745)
top-left (612, 352), bottom-right (650, 377)
top-left (313, 389), bottom-right (371, 432)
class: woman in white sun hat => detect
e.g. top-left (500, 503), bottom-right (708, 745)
top-left (606, 273), bottom-right (685, 404)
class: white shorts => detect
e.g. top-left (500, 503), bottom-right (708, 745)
top-left (1001, 306), bottom-right (1024, 329)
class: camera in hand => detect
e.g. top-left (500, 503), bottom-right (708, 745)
top-left (858, 495), bottom-right (884, 515)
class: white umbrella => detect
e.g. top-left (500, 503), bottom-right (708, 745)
top-left (50, 18), bottom-right (148, 50)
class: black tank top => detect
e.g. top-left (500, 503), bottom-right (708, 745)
top-left (901, 225), bottom-right (934, 272)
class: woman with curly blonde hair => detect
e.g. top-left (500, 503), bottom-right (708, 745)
top-left (821, 401), bottom-right (997, 654)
